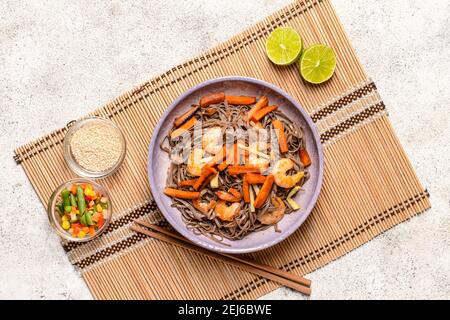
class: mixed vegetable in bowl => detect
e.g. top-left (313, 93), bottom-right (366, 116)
top-left (56, 183), bottom-right (108, 239)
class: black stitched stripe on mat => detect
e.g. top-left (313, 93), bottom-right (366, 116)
top-left (311, 82), bottom-right (377, 122)
top-left (74, 233), bottom-right (147, 269)
top-left (320, 102), bottom-right (386, 143)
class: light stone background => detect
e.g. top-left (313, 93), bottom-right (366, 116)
top-left (0, 0), bottom-right (449, 300)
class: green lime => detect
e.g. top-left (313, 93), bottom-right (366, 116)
top-left (265, 27), bottom-right (303, 66)
top-left (299, 44), bottom-right (336, 84)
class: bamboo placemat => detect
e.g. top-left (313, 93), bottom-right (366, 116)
top-left (15, 0), bottom-right (430, 299)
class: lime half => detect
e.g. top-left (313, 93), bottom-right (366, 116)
top-left (266, 27), bottom-right (303, 66)
top-left (299, 44), bottom-right (336, 84)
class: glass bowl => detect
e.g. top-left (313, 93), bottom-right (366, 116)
top-left (63, 117), bottom-right (126, 179)
top-left (47, 178), bottom-right (112, 242)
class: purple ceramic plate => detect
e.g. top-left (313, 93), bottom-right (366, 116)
top-left (148, 76), bottom-right (324, 254)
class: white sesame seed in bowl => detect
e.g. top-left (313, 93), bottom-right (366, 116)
top-left (63, 117), bottom-right (126, 179)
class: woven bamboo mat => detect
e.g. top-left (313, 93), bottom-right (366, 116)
top-left (15, 0), bottom-right (430, 300)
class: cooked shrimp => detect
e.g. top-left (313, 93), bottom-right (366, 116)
top-left (187, 148), bottom-right (204, 176)
top-left (215, 201), bottom-right (240, 221)
top-left (192, 198), bottom-right (216, 214)
top-left (215, 188), bottom-right (242, 202)
top-left (228, 188), bottom-right (242, 199)
top-left (272, 158), bottom-right (304, 188)
top-left (257, 196), bottom-right (285, 225)
top-left (202, 127), bottom-right (223, 155)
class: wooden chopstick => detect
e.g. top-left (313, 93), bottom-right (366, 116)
top-left (131, 221), bottom-right (311, 296)
top-left (135, 220), bottom-right (311, 288)
top-left (131, 225), bottom-right (311, 296)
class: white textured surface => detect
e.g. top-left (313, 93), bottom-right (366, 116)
top-left (0, 0), bottom-right (449, 299)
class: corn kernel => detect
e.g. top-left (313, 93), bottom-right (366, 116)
top-left (61, 215), bottom-right (69, 222)
top-left (62, 220), bottom-right (70, 230)
top-left (77, 231), bottom-right (86, 238)
top-left (96, 204), bottom-right (103, 213)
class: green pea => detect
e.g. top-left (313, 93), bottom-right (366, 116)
top-left (64, 205), bottom-right (72, 213)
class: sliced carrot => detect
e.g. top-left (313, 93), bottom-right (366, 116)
top-left (217, 162), bottom-right (228, 171)
top-left (246, 173), bottom-right (267, 184)
top-left (177, 179), bottom-right (197, 187)
top-left (247, 96), bottom-right (268, 122)
top-left (97, 215), bottom-right (104, 228)
top-left (199, 92), bottom-right (225, 108)
top-left (173, 105), bottom-right (200, 128)
top-left (88, 226), bottom-right (96, 237)
top-left (252, 105), bottom-right (278, 122)
top-left (272, 119), bottom-right (289, 153)
top-left (170, 117), bottom-right (197, 139)
top-left (164, 187), bottom-right (200, 199)
top-left (193, 165), bottom-right (217, 191)
top-left (254, 175), bottom-right (274, 209)
top-left (70, 185), bottom-right (77, 195)
top-left (299, 147), bottom-right (312, 167)
top-left (227, 165), bottom-right (264, 176)
top-left (243, 175), bottom-right (250, 203)
top-left (228, 188), bottom-right (242, 199)
top-left (225, 95), bottom-right (256, 105)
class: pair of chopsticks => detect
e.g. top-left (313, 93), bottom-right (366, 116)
top-left (131, 220), bottom-right (311, 296)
